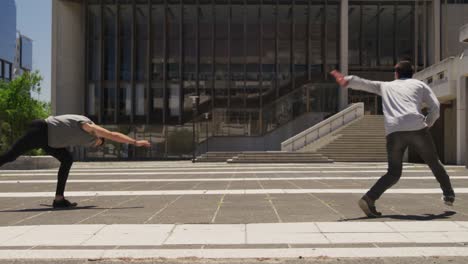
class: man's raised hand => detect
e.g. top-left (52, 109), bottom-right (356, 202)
top-left (330, 70), bottom-right (349, 88)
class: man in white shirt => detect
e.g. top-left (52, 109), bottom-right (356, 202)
top-left (331, 61), bottom-right (455, 218)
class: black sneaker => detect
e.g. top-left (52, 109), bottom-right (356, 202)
top-left (53, 199), bottom-right (78, 209)
top-left (442, 195), bottom-right (455, 206)
top-left (358, 195), bottom-right (382, 218)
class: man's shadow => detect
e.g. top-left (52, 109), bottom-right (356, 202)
top-left (0, 205), bottom-right (144, 212)
top-left (340, 211), bottom-right (456, 221)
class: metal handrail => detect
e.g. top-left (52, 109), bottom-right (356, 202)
top-left (281, 103), bottom-right (364, 152)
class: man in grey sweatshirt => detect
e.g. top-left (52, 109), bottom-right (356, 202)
top-left (0, 115), bottom-right (151, 209)
top-left (331, 61), bottom-right (455, 218)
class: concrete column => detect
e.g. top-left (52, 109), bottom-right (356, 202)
top-left (457, 76), bottom-right (467, 165)
top-left (433, 0), bottom-right (441, 63)
top-left (51, 0), bottom-right (85, 115)
top-left (464, 76), bottom-right (468, 168)
top-left (339, 0), bottom-right (349, 110)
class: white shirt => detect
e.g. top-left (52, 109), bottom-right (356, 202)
top-left (345, 76), bottom-right (440, 135)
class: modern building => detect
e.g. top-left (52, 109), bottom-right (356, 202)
top-left (0, 1), bottom-right (33, 81)
top-left (0, 0), bottom-right (17, 81)
top-left (52, 0), bottom-right (468, 164)
top-left (14, 33), bottom-right (33, 77)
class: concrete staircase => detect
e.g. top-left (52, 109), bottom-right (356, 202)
top-left (194, 152), bottom-right (240, 162)
top-left (227, 152), bottom-right (333, 163)
top-left (194, 151), bottom-right (332, 163)
top-left (314, 115), bottom-right (387, 162)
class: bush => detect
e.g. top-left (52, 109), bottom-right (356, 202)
top-left (0, 71), bottom-right (50, 154)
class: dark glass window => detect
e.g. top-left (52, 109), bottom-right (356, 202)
top-left (348, 5), bottom-right (360, 65)
top-left (88, 83), bottom-right (100, 116)
top-left (379, 5), bottom-right (395, 66)
top-left (309, 2), bottom-right (323, 74)
top-left (136, 4), bottom-right (149, 118)
top-left (167, 2), bottom-right (181, 122)
top-left (151, 0), bottom-right (164, 122)
top-left (294, 1), bottom-right (307, 81)
top-left (88, 4), bottom-right (101, 81)
top-left (326, 1), bottom-right (339, 71)
top-left (278, 2), bottom-right (291, 96)
top-left (103, 5), bottom-right (116, 81)
top-left (362, 5), bottom-right (378, 67)
top-left (183, 1), bottom-right (198, 120)
top-left (214, 0), bottom-right (229, 101)
top-left (136, 5), bottom-right (149, 82)
top-left (230, 2), bottom-right (245, 108)
top-left (103, 4), bottom-right (117, 121)
top-left (120, 4), bottom-right (132, 82)
top-left (396, 4), bottom-right (412, 61)
top-left (245, 3), bottom-right (260, 109)
top-left (4, 63), bottom-right (11, 80)
top-left (87, 4), bottom-right (101, 117)
top-left (199, 0), bottom-right (214, 111)
top-left (119, 3), bottom-right (132, 120)
top-left (261, 1), bottom-right (276, 103)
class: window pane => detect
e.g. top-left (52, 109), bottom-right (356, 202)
top-left (4, 63), bottom-right (11, 80)
top-left (349, 5), bottom-right (361, 65)
top-left (136, 5), bottom-right (148, 81)
top-left (294, 1), bottom-right (307, 80)
top-left (168, 4), bottom-right (181, 122)
top-left (120, 4), bottom-right (132, 81)
top-left (88, 4), bottom-right (101, 81)
top-left (326, 2), bottom-right (339, 70)
top-left (310, 3), bottom-right (323, 71)
top-left (379, 5), bottom-right (395, 66)
top-left (120, 82), bottom-right (132, 117)
top-left (362, 5), bottom-right (378, 67)
top-left (103, 5), bottom-right (116, 80)
top-left (231, 3), bottom-right (245, 108)
top-left (397, 4), bottom-right (413, 61)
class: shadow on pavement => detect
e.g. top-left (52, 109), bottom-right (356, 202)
top-left (340, 211), bottom-right (457, 221)
top-left (0, 205), bottom-right (144, 212)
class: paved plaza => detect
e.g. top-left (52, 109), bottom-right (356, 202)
top-left (1, 161), bottom-right (468, 263)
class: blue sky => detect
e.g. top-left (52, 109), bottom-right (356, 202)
top-left (16, 0), bottom-right (52, 102)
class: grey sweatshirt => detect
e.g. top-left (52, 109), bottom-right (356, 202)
top-left (344, 76), bottom-right (440, 135)
top-left (45, 115), bottom-right (97, 148)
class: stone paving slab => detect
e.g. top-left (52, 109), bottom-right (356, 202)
top-left (0, 257), bottom-right (468, 264)
top-left (2, 222), bottom-right (468, 247)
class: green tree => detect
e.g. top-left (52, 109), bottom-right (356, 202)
top-left (0, 71), bottom-right (50, 153)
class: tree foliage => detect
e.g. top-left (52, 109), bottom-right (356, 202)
top-left (0, 71), bottom-right (50, 153)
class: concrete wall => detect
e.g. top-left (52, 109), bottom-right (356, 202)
top-left (196, 112), bottom-right (327, 154)
top-left (444, 101), bottom-right (457, 164)
top-left (441, 5), bottom-right (468, 59)
top-left (52, 0), bottom-right (85, 115)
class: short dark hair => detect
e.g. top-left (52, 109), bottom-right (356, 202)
top-left (394, 61), bottom-right (414, 79)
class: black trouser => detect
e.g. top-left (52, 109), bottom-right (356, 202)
top-left (366, 127), bottom-right (455, 201)
top-left (0, 120), bottom-right (73, 197)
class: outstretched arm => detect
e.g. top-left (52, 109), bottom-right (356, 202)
top-left (81, 123), bottom-right (151, 147)
top-left (330, 70), bottom-right (383, 96)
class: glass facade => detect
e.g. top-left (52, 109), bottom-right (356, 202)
top-left (0, 0), bottom-right (16, 81)
top-left (84, 0), bottom-right (430, 159)
top-left (0, 0), bottom-right (16, 64)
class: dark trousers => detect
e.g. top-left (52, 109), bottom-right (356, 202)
top-left (366, 127), bottom-right (455, 201)
top-left (0, 120), bottom-right (73, 197)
